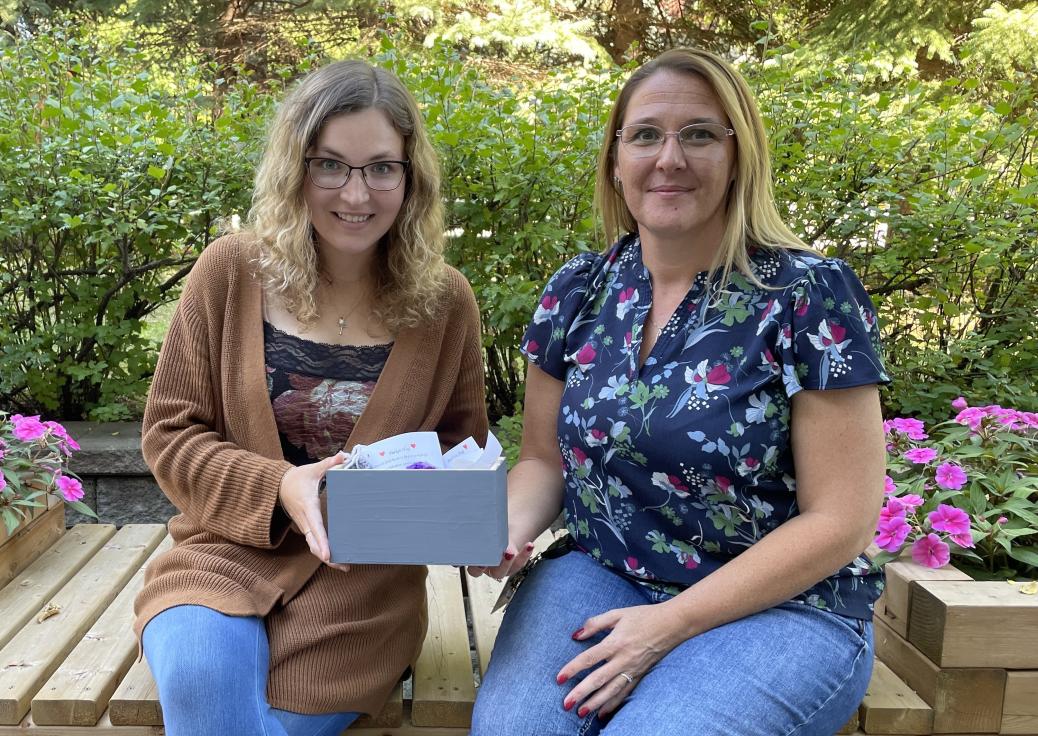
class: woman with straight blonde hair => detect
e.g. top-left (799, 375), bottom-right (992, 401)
top-left (134, 60), bottom-right (488, 736)
top-left (471, 48), bottom-right (889, 735)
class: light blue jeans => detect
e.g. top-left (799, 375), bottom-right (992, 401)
top-left (142, 605), bottom-right (359, 736)
top-left (471, 550), bottom-right (873, 736)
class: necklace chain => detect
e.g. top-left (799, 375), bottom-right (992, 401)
top-left (321, 279), bottom-right (368, 336)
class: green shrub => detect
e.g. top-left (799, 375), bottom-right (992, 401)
top-left (0, 26), bottom-right (272, 419)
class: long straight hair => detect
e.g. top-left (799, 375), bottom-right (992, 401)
top-left (594, 48), bottom-right (815, 287)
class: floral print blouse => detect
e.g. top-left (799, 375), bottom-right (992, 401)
top-left (265, 322), bottom-right (392, 466)
top-left (521, 235), bottom-right (890, 619)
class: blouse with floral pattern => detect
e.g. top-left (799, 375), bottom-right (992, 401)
top-left (521, 235), bottom-right (891, 619)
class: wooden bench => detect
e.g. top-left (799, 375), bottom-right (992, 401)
top-left (0, 506), bottom-right (957, 735)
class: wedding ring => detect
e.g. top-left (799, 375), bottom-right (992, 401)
top-left (618, 672), bottom-right (634, 685)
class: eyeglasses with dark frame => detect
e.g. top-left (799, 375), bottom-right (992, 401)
top-left (304, 157), bottom-right (410, 191)
top-left (616, 123), bottom-right (735, 158)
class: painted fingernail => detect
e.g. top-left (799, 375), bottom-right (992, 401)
top-left (504, 551), bottom-right (515, 560)
top-left (556, 673), bottom-right (568, 685)
top-left (525, 542), bottom-right (535, 551)
top-left (572, 627), bottom-right (585, 639)
top-left (562, 698), bottom-right (574, 711)
top-left (577, 706), bottom-right (589, 718)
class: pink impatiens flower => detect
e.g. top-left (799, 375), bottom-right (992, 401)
top-left (950, 530), bottom-right (976, 548)
top-left (903, 447), bottom-right (938, 464)
top-left (11, 414), bottom-right (47, 442)
top-left (883, 475), bottom-right (896, 495)
top-left (912, 533), bottom-right (951, 568)
top-left (883, 417), bottom-right (928, 441)
top-left (874, 516), bottom-right (911, 552)
top-left (951, 396), bottom-right (968, 411)
top-left (928, 504), bottom-right (971, 536)
top-left (898, 494), bottom-right (925, 510)
top-left (55, 474), bottom-right (85, 503)
top-left (934, 462), bottom-right (968, 491)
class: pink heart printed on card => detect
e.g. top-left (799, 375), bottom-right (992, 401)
top-left (410, 443), bottom-right (416, 448)
top-left (379, 451), bottom-right (386, 456)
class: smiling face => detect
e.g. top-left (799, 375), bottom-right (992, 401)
top-left (303, 108), bottom-right (407, 266)
top-left (613, 69), bottom-right (735, 254)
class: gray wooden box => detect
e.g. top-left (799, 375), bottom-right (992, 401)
top-left (324, 457), bottom-right (507, 565)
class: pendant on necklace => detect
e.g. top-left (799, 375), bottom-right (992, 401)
top-left (338, 317), bottom-right (346, 336)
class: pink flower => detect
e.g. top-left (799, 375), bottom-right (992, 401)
top-left (903, 447), bottom-right (938, 464)
top-left (618, 287), bottom-right (636, 303)
top-left (912, 533), bottom-right (951, 568)
top-left (523, 339), bottom-right (539, 354)
top-left (55, 475), bottom-right (84, 503)
top-left (899, 494), bottom-right (925, 510)
top-left (950, 531), bottom-right (975, 548)
top-left (997, 516), bottom-right (1008, 525)
top-left (935, 462), bottom-right (968, 491)
top-left (875, 516), bottom-right (911, 552)
top-left (540, 295), bottom-right (559, 310)
top-left (886, 417), bottom-right (928, 441)
top-left (11, 414), bottom-right (47, 442)
top-left (955, 407), bottom-right (985, 431)
top-left (883, 475), bottom-right (896, 495)
top-left (0, 473), bottom-right (6, 492)
top-left (571, 447), bottom-right (589, 466)
top-left (928, 504), bottom-right (971, 536)
top-left (574, 344), bottom-right (596, 367)
top-left (951, 396), bottom-right (968, 411)
top-left (44, 421), bottom-right (80, 454)
top-left (878, 498), bottom-right (906, 523)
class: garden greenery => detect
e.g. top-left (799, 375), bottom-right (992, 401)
top-left (874, 400), bottom-right (1038, 578)
top-left (1, 21), bottom-right (1036, 429)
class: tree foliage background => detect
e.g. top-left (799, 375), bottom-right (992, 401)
top-left (1, 0), bottom-right (1036, 426)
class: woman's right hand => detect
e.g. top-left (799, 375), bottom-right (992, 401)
top-left (278, 451), bottom-right (346, 565)
top-left (468, 537), bottom-right (536, 580)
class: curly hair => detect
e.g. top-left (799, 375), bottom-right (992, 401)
top-left (248, 60), bottom-right (447, 331)
top-left (594, 48), bottom-right (815, 288)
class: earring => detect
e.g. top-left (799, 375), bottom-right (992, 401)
top-left (612, 176), bottom-right (622, 190)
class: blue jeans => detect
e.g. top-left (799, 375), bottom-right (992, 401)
top-left (472, 550), bottom-right (873, 736)
top-left (142, 605), bottom-right (359, 736)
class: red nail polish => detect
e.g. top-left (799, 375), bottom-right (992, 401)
top-left (525, 542), bottom-right (535, 551)
top-left (572, 627), bottom-right (585, 639)
top-left (556, 673), bottom-right (568, 685)
top-left (504, 551), bottom-right (515, 560)
top-left (578, 706), bottom-right (589, 718)
top-left (562, 699), bottom-right (574, 711)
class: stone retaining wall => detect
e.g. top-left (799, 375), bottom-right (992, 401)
top-left (64, 422), bottom-right (176, 527)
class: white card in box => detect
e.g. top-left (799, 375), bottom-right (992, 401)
top-left (324, 457), bottom-right (507, 566)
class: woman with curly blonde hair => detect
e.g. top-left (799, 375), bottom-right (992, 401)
top-left (134, 60), bottom-right (488, 736)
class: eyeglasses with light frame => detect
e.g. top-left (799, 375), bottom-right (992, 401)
top-left (305, 157), bottom-right (410, 191)
top-left (616, 123), bottom-right (735, 158)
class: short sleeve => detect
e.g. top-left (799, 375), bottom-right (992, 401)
top-left (776, 258), bottom-right (891, 396)
top-left (520, 252), bottom-right (601, 381)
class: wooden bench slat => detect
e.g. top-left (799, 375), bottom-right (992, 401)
top-left (0, 524), bottom-right (166, 725)
top-left (349, 682), bottom-right (403, 730)
top-left (0, 525), bottom-right (116, 652)
top-left (467, 530), bottom-right (557, 677)
top-left (0, 710), bottom-right (164, 734)
top-left (410, 566), bottom-right (474, 728)
top-left (107, 658), bottom-right (161, 727)
top-left (858, 659), bottom-right (933, 734)
top-left (31, 535), bottom-right (173, 726)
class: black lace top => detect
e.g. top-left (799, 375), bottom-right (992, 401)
top-left (264, 321), bottom-right (392, 466)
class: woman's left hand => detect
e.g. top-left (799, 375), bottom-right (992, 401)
top-left (558, 601), bottom-right (690, 718)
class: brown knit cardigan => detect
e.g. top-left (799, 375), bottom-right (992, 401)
top-left (133, 234), bottom-right (489, 715)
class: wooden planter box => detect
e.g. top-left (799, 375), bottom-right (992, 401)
top-left (0, 496), bottom-right (65, 589)
top-left (871, 556), bottom-right (1038, 735)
